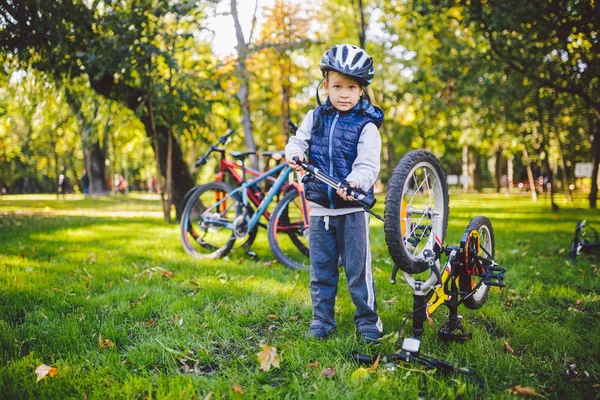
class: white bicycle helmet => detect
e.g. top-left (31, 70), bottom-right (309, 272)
top-left (320, 44), bottom-right (375, 86)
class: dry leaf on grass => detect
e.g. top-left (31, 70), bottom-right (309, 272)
top-left (510, 385), bottom-right (539, 397)
top-left (233, 384), bottom-right (244, 394)
top-left (383, 296), bottom-right (397, 304)
top-left (305, 361), bottom-right (320, 369)
top-left (266, 314), bottom-right (278, 319)
top-left (322, 366), bottom-right (336, 379)
top-left (35, 364), bottom-right (58, 382)
top-left (257, 345), bottom-right (280, 371)
top-left (504, 341), bottom-right (515, 354)
top-left (98, 333), bottom-right (114, 349)
top-left (367, 355), bottom-right (380, 371)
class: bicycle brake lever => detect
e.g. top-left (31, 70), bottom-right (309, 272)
top-left (423, 249), bottom-right (442, 286)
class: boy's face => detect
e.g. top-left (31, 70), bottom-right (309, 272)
top-left (324, 71), bottom-right (364, 112)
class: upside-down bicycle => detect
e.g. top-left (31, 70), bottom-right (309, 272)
top-left (294, 150), bottom-right (506, 386)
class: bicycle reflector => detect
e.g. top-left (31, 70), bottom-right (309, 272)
top-left (464, 230), bottom-right (482, 275)
top-left (400, 200), bottom-right (408, 237)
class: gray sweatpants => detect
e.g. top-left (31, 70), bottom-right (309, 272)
top-left (309, 211), bottom-right (383, 334)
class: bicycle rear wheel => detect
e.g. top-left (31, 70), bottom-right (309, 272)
top-left (268, 188), bottom-right (310, 270)
top-left (459, 216), bottom-right (495, 310)
top-left (180, 181), bottom-right (240, 259)
top-left (384, 150), bottom-right (449, 274)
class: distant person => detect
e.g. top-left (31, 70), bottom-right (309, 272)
top-left (286, 44), bottom-right (384, 344)
top-left (114, 173), bottom-right (122, 194)
top-left (81, 169), bottom-right (90, 198)
top-left (119, 176), bottom-right (127, 194)
top-left (58, 174), bottom-right (66, 198)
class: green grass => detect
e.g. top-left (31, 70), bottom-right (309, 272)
top-left (1, 192), bottom-right (599, 399)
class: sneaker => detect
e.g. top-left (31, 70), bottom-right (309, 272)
top-left (305, 326), bottom-right (332, 340)
top-left (360, 329), bottom-right (382, 345)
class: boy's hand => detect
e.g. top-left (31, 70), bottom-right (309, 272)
top-left (288, 153), bottom-right (305, 172)
top-left (337, 181), bottom-right (358, 201)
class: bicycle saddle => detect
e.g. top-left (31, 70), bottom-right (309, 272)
top-left (230, 151), bottom-right (257, 160)
top-left (262, 151), bottom-right (284, 160)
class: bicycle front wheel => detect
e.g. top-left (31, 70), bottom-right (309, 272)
top-left (180, 181), bottom-right (240, 259)
top-left (459, 216), bottom-right (495, 310)
top-left (385, 150), bottom-right (449, 274)
top-left (268, 188), bottom-right (310, 271)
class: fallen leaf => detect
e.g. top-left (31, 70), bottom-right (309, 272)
top-left (290, 316), bottom-right (300, 321)
top-left (247, 275), bottom-right (255, 280)
top-left (233, 384), bottom-right (244, 394)
top-left (263, 260), bottom-right (277, 267)
top-left (98, 333), bottom-right (114, 349)
top-left (351, 367), bottom-right (369, 383)
top-left (257, 345), bottom-right (280, 371)
top-left (374, 267), bottom-right (384, 273)
top-left (510, 385), bottom-right (539, 397)
top-left (266, 314), bottom-right (278, 319)
top-left (427, 316), bottom-right (435, 328)
top-left (322, 366), bottom-right (336, 379)
top-left (35, 364), bottom-right (58, 382)
top-left (203, 392), bottom-right (214, 400)
top-left (367, 355), bottom-right (380, 372)
top-left (305, 361), bottom-right (320, 368)
top-left (161, 271), bottom-right (174, 278)
top-left (383, 296), bottom-right (397, 304)
top-left (558, 248), bottom-right (566, 254)
top-left (13, 276), bottom-right (18, 283)
top-left (189, 280), bottom-right (199, 286)
top-left (504, 341), bottom-right (515, 354)
top-left (106, 281), bottom-right (114, 287)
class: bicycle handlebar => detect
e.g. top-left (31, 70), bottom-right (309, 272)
top-left (292, 156), bottom-right (380, 213)
top-left (195, 129), bottom-right (235, 167)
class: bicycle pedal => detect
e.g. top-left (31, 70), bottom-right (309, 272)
top-left (482, 264), bottom-right (506, 287)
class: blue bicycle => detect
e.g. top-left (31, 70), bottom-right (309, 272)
top-left (180, 151), bottom-right (311, 270)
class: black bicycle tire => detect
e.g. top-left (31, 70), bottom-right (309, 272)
top-left (459, 216), bottom-right (495, 310)
top-left (267, 189), bottom-right (310, 271)
top-left (384, 150), bottom-right (449, 274)
top-left (180, 181), bottom-right (240, 259)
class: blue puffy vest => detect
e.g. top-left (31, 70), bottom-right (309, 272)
top-left (305, 99), bottom-right (384, 209)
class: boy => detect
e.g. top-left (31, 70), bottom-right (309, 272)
top-left (285, 44), bottom-right (384, 344)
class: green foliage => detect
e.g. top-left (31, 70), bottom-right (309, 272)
top-left (0, 193), bottom-right (599, 398)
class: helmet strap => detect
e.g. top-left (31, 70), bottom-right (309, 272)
top-left (315, 77), bottom-right (325, 106)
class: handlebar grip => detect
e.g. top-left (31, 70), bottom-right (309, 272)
top-left (347, 186), bottom-right (376, 208)
top-left (195, 156), bottom-right (208, 167)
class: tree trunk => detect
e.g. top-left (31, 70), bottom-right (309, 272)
top-left (548, 104), bottom-right (573, 202)
top-left (507, 155), bottom-right (514, 193)
top-left (63, 87), bottom-right (109, 196)
top-left (462, 144), bottom-right (469, 192)
top-left (590, 116), bottom-right (600, 209)
top-left (231, 0), bottom-right (258, 169)
top-left (471, 150), bottom-right (482, 192)
top-left (494, 148), bottom-right (503, 193)
top-left (536, 89), bottom-right (558, 211)
top-left (522, 146), bottom-right (538, 202)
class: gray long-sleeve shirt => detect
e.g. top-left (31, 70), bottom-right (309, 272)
top-left (285, 109), bottom-right (382, 216)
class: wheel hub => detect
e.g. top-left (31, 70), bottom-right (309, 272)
top-left (233, 215), bottom-right (249, 238)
